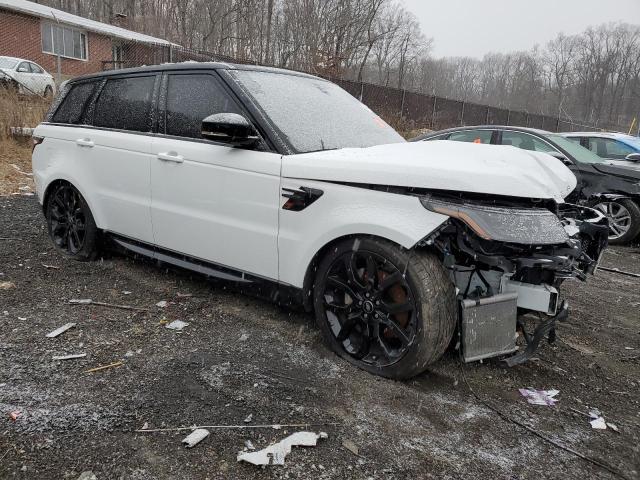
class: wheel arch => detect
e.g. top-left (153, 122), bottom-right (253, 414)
top-left (42, 177), bottom-right (103, 228)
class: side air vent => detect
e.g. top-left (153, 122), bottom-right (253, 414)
top-left (282, 186), bottom-right (324, 211)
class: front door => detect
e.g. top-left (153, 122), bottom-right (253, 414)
top-left (150, 71), bottom-right (281, 280)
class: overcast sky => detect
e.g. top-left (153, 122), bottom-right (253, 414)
top-left (402, 0), bottom-right (640, 58)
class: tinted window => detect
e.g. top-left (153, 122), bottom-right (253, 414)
top-left (52, 81), bottom-right (96, 124)
top-left (448, 130), bottom-right (493, 144)
top-left (93, 76), bottom-right (155, 132)
top-left (588, 138), bottom-right (636, 159)
top-left (165, 74), bottom-right (242, 139)
top-left (17, 62), bottom-right (30, 72)
top-left (501, 131), bottom-right (556, 152)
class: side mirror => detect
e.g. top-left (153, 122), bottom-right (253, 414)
top-left (547, 151), bottom-right (573, 166)
top-left (201, 113), bottom-right (259, 147)
top-left (625, 153), bottom-right (640, 162)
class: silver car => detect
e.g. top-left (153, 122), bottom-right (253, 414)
top-left (0, 56), bottom-right (56, 97)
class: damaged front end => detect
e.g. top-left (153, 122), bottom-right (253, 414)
top-left (419, 193), bottom-right (608, 365)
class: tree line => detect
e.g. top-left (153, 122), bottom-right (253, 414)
top-left (38, 0), bottom-right (640, 130)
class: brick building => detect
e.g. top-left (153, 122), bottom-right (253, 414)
top-left (0, 0), bottom-right (176, 81)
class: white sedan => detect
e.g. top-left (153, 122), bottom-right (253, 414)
top-left (0, 56), bottom-right (56, 97)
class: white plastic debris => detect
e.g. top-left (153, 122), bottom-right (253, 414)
top-left (77, 471), bottom-right (97, 480)
top-left (607, 422), bottom-right (619, 432)
top-left (53, 353), bottom-right (86, 360)
top-left (239, 333), bottom-right (249, 342)
top-left (245, 440), bottom-right (255, 450)
top-left (590, 416), bottom-right (607, 429)
top-left (46, 323), bottom-right (77, 338)
top-left (518, 388), bottom-right (559, 406)
top-left (156, 300), bottom-right (168, 308)
top-left (69, 299), bottom-right (92, 305)
top-left (244, 413), bottom-right (253, 423)
top-left (165, 320), bottom-right (189, 331)
top-left (237, 431), bottom-right (328, 466)
top-left (182, 428), bottom-right (210, 448)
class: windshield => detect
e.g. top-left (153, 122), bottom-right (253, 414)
top-left (229, 70), bottom-right (405, 153)
top-left (0, 57), bottom-right (18, 69)
top-left (621, 136), bottom-right (640, 151)
top-left (547, 134), bottom-right (605, 164)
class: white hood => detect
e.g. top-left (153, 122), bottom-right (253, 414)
top-left (283, 140), bottom-right (577, 202)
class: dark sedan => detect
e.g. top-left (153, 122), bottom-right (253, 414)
top-left (412, 126), bottom-right (640, 244)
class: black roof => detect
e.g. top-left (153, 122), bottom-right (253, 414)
top-left (68, 62), bottom-right (322, 83)
top-left (411, 125), bottom-right (552, 142)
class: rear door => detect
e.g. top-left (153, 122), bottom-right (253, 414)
top-left (150, 70), bottom-right (281, 280)
top-left (86, 74), bottom-right (159, 243)
top-left (28, 62), bottom-right (49, 94)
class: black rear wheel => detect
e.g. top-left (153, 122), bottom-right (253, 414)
top-left (313, 237), bottom-right (457, 379)
top-left (46, 183), bottom-right (99, 260)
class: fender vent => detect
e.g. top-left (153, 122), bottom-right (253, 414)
top-left (282, 187), bottom-right (324, 211)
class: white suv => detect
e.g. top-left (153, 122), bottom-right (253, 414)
top-left (32, 63), bottom-right (608, 379)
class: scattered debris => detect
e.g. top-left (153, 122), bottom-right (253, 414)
top-left (10, 163), bottom-right (33, 177)
top-left (182, 429), bottom-right (210, 448)
top-left (135, 422), bottom-right (338, 433)
top-left (165, 320), bottom-right (189, 331)
top-left (156, 300), bottom-right (168, 308)
top-left (46, 323), bottom-right (77, 338)
top-left (237, 431), bottom-right (328, 466)
top-left (342, 439), bottom-right (359, 456)
top-left (77, 471), bottom-right (97, 480)
top-left (122, 291), bottom-right (132, 295)
top-left (176, 292), bottom-right (193, 298)
top-left (519, 388), bottom-right (559, 406)
top-left (244, 413), bottom-right (253, 423)
top-left (244, 440), bottom-right (255, 450)
top-left (238, 333), bottom-right (249, 342)
top-left (607, 422), bottom-right (620, 433)
top-left (69, 299), bottom-right (147, 312)
top-left (52, 353), bottom-right (86, 361)
top-left (590, 416), bottom-right (607, 430)
top-left (41, 264), bottom-right (60, 270)
top-left (84, 361), bottom-right (124, 374)
top-left (0, 281), bottom-right (16, 290)
top-left (8, 410), bottom-right (20, 421)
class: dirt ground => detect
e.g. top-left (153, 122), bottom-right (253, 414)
top-left (0, 200), bottom-right (639, 478)
top-left (0, 140), bottom-right (33, 196)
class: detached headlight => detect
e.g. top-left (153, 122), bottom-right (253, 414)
top-left (420, 196), bottom-right (569, 245)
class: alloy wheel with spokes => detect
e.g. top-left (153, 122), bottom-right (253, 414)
top-left (594, 201), bottom-right (632, 240)
top-left (46, 184), bottom-right (98, 260)
top-left (321, 250), bottom-right (417, 368)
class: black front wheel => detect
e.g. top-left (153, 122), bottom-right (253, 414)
top-left (46, 183), bottom-right (99, 260)
top-left (313, 237), bottom-right (457, 379)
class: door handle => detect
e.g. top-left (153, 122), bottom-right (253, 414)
top-left (75, 138), bottom-right (94, 148)
top-left (157, 152), bottom-right (184, 163)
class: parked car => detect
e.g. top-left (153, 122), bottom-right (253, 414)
top-left (0, 56), bottom-right (55, 97)
top-left (32, 64), bottom-right (607, 379)
top-left (414, 126), bottom-right (640, 244)
top-left (561, 131), bottom-right (640, 162)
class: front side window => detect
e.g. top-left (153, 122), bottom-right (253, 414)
top-left (501, 131), bottom-right (556, 153)
top-left (93, 76), bottom-right (155, 132)
top-left (41, 23), bottom-right (87, 60)
top-left (547, 135), bottom-right (604, 164)
top-left (448, 130), bottom-right (493, 144)
top-left (588, 138), bottom-right (636, 159)
top-left (52, 81), bottom-right (96, 124)
top-left (17, 62), bottom-right (30, 73)
top-left (165, 73), bottom-right (242, 139)
top-left (228, 70), bottom-right (404, 153)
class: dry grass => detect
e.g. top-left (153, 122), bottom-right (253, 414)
top-left (0, 138), bottom-right (34, 195)
top-left (0, 90), bottom-right (51, 140)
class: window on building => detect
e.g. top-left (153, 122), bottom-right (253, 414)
top-left (93, 76), bottom-right (156, 132)
top-left (41, 23), bottom-right (87, 60)
top-left (164, 73), bottom-right (242, 139)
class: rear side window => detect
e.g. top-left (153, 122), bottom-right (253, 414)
top-left (449, 130), bottom-right (493, 144)
top-left (164, 73), bottom-right (242, 139)
top-left (93, 76), bottom-right (155, 132)
top-left (52, 81), bottom-right (95, 124)
top-left (501, 131), bottom-right (556, 153)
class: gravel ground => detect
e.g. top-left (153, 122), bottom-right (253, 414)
top-left (1, 195), bottom-right (639, 480)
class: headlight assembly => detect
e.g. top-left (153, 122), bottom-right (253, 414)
top-left (420, 196), bottom-right (569, 245)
